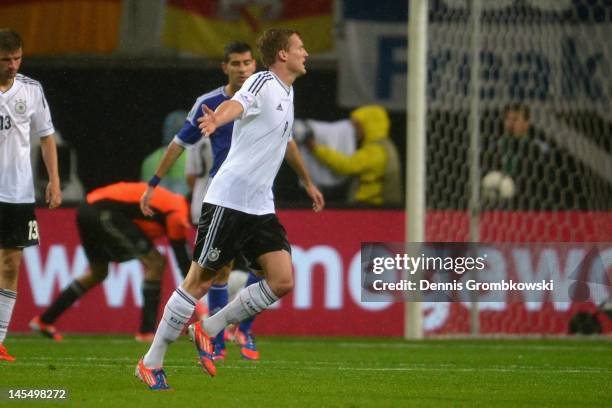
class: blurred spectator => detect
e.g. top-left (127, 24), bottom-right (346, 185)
top-left (481, 103), bottom-right (585, 209)
top-left (292, 119), bottom-right (356, 202)
top-left (141, 110), bottom-right (189, 196)
top-left (302, 105), bottom-right (402, 206)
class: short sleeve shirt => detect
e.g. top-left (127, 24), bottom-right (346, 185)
top-left (0, 74), bottom-right (55, 203)
top-left (204, 71), bottom-right (294, 215)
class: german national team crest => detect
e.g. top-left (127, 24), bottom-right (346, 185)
top-left (15, 99), bottom-right (27, 115)
top-left (207, 248), bottom-right (221, 262)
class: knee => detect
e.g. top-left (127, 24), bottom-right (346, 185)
top-left (90, 265), bottom-right (109, 283)
top-left (212, 263), bottom-right (232, 285)
top-left (1, 256), bottom-right (20, 283)
top-left (192, 269), bottom-right (216, 299)
top-left (198, 279), bottom-right (213, 295)
top-left (268, 275), bottom-right (293, 298)
top-left (145, 253), bottom-right (166, 281)
top-left (93, 270), bottom-right (108, 282)
top-left (183, 263), bottom-right (216, 298)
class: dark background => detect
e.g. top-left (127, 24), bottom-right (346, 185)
top-left (24, 62), bottom-right (407, 207)
top-left (23, 61), bottom-right (610, 210)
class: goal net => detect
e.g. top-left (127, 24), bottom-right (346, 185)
top-left (421, 0), bottom-right (612, 335)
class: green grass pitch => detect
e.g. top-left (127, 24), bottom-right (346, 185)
top-left (1, 335), bottom-right (610, 407)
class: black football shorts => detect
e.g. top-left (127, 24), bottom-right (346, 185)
top-left (76, 203), bottom-right (153, 263)
top-left (193, 203), bottom-right (291, 271)
top-left (0, 202), bottom-right (39, 249)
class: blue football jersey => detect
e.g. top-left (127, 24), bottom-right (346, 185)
top-left (175, 86), bottom-right (234, 177)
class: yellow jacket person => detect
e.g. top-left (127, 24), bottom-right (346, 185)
top-left (308, 105), bottom-right (401, 205)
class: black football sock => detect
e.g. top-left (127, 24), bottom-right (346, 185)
top-left (40, 280), bottom-right (87, 324)
top-left (140, 280), bottom-right (161, 333)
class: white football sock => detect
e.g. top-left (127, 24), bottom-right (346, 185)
top-left (143, 287), bottom-right (196, 368)
top-left (0, 289), bottom-right (17, 344)
top-left (202, 280), bottom-right (278, 337)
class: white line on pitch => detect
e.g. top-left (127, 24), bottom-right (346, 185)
top-left (9, 359), bottom-right (612, 374)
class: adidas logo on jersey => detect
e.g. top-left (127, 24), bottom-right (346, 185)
top-left (276, 104), bottom-right (283, 111)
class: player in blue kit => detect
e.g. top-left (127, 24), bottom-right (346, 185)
top-left (180, 42), bottom-right (263, 361)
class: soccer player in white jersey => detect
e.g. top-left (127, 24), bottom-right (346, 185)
top-left (0, 28), bottom-right (62, 362)
top-left (183, 42), bottom-right (264, 362)
top-left (135, 28), bottom-right (323, 390)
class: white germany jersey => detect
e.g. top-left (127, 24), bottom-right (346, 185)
top-left (204, 71), bottom-right (294, 215)
top-left (0, 74), bottom-right (55, 203)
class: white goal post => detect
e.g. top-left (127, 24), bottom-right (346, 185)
top-left (405, 0), bottom-right (428, 340)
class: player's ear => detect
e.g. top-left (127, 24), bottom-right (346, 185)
top-left (278, 49), bottom-right (287, 62)
top-left (221, 61), bottom-right (229, 75)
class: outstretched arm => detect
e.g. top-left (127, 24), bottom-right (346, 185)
top-left (310, 144), bottom-right (376, 176)
top-left (285, 139), bottom-right (325, 212)
top-left (140, 141), bottom-right (185, 216)
top-left (39, 134), bottom-right (62, 209)
top-left (198, 101), bottom-right (244, 137)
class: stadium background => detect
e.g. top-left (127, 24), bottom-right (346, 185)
top-left (2, 0), bottom-right (611, 337)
